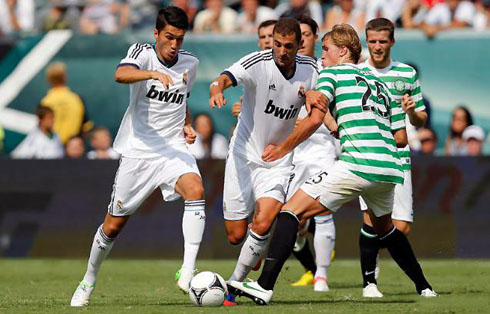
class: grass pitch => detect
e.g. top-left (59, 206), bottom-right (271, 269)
top-left (0, 259), bottom-right (488, 313)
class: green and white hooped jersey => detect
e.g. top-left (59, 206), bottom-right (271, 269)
top-left (316, 63), bottom-right (405, 184)
top-left (359, 60), bottom-right (425, 171)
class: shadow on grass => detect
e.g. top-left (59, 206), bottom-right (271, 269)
top-left (384, 290), bottom-right (452, 297)
top-left (273, 299), bottom-right (416, 305)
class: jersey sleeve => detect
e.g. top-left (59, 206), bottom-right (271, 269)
top-left (118, 43), bottom-right (150, 69)
top-left (316, 68), bottom-right (337, 104)
top-left (389, 90), bottom-right (406, 131)
top-left (222, 51), bottom-right (263, 88)
top-left (187, 58), bottom-right (199, 96)
top-left (410, 70), bottom-right (426, 112)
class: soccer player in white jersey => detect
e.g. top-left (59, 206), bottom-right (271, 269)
top-left (357, 18), bottom-right (428, 298)
top-left (209, 17), bottom-right (327, 295)
top-left (229, 24), bottom-right (437, 305)
top-left (70, 7), bottom-right (206, 307)
top-left (289, 14), bottom-right (339, 292)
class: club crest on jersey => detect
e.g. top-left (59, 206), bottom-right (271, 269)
top-left (298, 85), bottom-right (305, 98)
top-left (182, 73), bottom-right (188, 85)
top-left (393, 79), bottom-right (407, 94)
top-left (146, 85), bottom-right (185, 104)
top-left (264, 100), bottom-right (299, 120)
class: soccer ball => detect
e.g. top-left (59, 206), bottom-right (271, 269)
top-left (189, 271), bottom-right (227, 307)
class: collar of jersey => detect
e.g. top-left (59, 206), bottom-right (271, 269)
top-left (366, 58), bottom-right (394, 74)
top-left (153, 44), bottom-right (178, 68)
top-left (273, 54), bottom-right (296, 80)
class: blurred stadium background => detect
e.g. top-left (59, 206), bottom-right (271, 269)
top-left (0, 1), bottom-right (489, 311)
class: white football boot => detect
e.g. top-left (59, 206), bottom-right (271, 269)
top-left (228, 280), bottom-right (273, 305)
top-left (70, 280), bottom-right (95, 307)
top-left (362, 283), bottom-right (383, 298)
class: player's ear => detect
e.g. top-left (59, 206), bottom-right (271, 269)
top-left (153, 28), bottom-right (159, 40)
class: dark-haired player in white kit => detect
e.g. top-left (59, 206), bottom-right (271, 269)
top-left (70, 6), bottom-right (206, 307)
top-left (209, 17), bottom-right (327, 297)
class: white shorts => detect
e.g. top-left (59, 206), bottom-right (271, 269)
top-left (287, 156), bottom-right (336, 201)
top-left (223, 153), bottom-right (293, 221)
top-left (359, 169), bottom-right (413, 222)
top-left (300, 161), bottom-right (395, 218)
top-left (108, 148), bottom-right (201, 216)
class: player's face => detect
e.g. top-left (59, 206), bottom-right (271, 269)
top-left (298, 23), bottom-right (318, 58)
top-left (258, 24), bottom-right (275, 50)
top-left (272, 32), bottom-right (300, 70)
top-left (40, 113), bottom-right (54, 131)
top-left (154, 25), bottom-right (186, 63)
top-left (321, 37), bottom-right (341, 68)
top-left (366, 30), bottom-right (394, 67)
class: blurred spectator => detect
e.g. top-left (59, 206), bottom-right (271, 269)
top-left (445, 106), bottom-right (473, 156)
top-left (125, 0), bottom-right (161, 30)
top-left (417, 127), bottom-right (438, 155)
top-left (402, 0), bottom-right (430, 28)
top-left (236, 0), bottom-right (278, 33)
top-left (79, 0), bottom-right (130, 34)
top-left (172, 0), bottom-right (198, 27)
top-left (257, 19), bottom-right (276, 50)
top-left (474, 0), bottom-right (490, 30)
top-left (364, 0), bottom-right (406, 25)
top-left (0, 0), bottom-right (35, 36)
top-left (40, 0), bottom-right (80, 32)
top-left (462, 125), bottom-right (485, 156)
top-left (193, 0), bottom-right (238, 33)
top-left (11, 106), bottom-right (64, 159)
top-left (41, 62), bottom-right (86, 145)
top-left (420, 0), bottom-right (475, 38)
top-left (65, 135), bottom-right (85, 158)
top-left (323, 0), bottom-right (365, 31)
top-left (87, 126), bottom-right (120, 159)
top-left (187, 113), bottom-right (228, 159)
top-left (275, 0), bottom-right (324, 27)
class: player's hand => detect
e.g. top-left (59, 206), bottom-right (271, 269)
top-left (183, 125), bottom-right (197, 144)
top-left (209, 83), bottom-right (226, 109)
top-left (151, 71), bottom-right (173, 89)
top-left (262, 144), bottom-right (286, 162)
top-left (402, 93), bottom-right (416, 115)
top-left (305, 90), bottom-right (328, 114)
top-left (231, 101), bottom-right (242, 117)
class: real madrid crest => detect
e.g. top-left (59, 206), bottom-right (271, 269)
top-left (298, 85), bottom-right (306, 98)
top-left (183, 72), bottom-right (188, 85)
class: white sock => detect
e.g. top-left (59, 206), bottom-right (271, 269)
top-left (82, 225), bottom-right (115, 286)
top-left (314, 214), bottom-right (336, 280)
top-left (229, 230), bottom-right (269, 282)
top-left (182, 200), bottom-right (206, 270)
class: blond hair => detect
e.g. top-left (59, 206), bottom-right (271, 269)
top-left (46, 62), bottom-right (66, 86)
top-left (329, 24), bottom-right (362, 64)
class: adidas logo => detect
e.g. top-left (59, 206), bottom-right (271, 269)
top-left (269, 84), bottom-right (276, 91)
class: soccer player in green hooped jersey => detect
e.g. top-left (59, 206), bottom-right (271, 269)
top-left (228, 24), bottom-right (437, 305)
top-left (357, 17), bottom-right (429, 298)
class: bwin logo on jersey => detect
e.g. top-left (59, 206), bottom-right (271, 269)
top-left (146, 85), bottom-right (185, 104)
top-left (264, 100), bottom-right (299, 120)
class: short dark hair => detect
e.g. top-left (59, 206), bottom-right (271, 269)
top-left (258, 19), bottom-right (277, 32)
top-left (273, 18), bottom-right (302, 44)
top-left (36, 105), bottom-right (54, 120)
top-left (365, 18), bottom-right (395, 40)
top-left (296, 14), bottom-right (318, 36)
top-left (155, 6), bottom-right (189, 32)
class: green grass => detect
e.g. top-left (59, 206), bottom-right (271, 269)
top-left (0, 259), bottom-right (489, 313)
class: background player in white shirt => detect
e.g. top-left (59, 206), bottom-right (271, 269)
top-left (71, 7), bottom-right (206, 307)
top-left (209, 17), bottom-right (328, 296)
top-left (358, 18), bottom-right (428, 298)
top-left (289, 14), bottom-right (340, 292)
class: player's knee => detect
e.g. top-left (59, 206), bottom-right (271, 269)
top-left (251, 219), bottom-right (273, 236)
top-left (103, 222), bottom-right (122, 238)
top-left (398, 223), bottom-right (411, 235)
top-left (185, 184), bottom-right (205, 200)
top-left (227, 232), bottom-right (245, 246)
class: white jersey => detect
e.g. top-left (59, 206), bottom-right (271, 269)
top-left (294, 57), bottom-right (340, 164)
top-left (11, 128), bottom-right (64, 159)
top-left (224, 50), bottom-right (319, 167)
top-left (114, 43), bottom-right (199, 159)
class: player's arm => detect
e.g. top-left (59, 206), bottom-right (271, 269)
top-left (183, 106), bottom-right (196, 144)
top-left (402, 94), bottom-right (427, 128)
top-left (262, 107), bottom-right (327, 162)
top-left (114, 65), bottom-right (173, 88)
top-left (323, 110), bottom-right (339, 138)
top-left (209, 73), bottom-right (234, 109)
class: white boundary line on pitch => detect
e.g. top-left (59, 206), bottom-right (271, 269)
top-left (0, 30), bottom-right (73, 134)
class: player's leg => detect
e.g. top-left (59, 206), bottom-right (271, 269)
top-left (229, 197), bottom-right (283, 283)
top-left (391, 169), bottom-right (414, 236)
top-left (313, 211), bottom-right (335, 292)
top-left (174, 172), bottom-right (206, 292)
top-left (365, 183), bottom-right (436, 297)
top-left (358, 200), bottom-right (382, 297)
top-left (291, 218), bottom-right (316, 286)
top-left (71, 157), bottom-right (154, 306)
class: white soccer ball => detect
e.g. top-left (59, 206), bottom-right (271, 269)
top-left (189, 271), bottom-right (227, 307)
